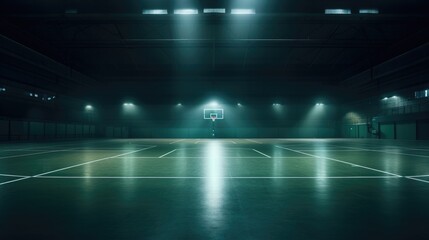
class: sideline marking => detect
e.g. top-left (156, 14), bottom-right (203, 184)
top-left (0, 140), bottom-right (101, 151)
top-left (116, 156), bottom-right (312, 159)
top-left (406, 174), bottom-right (429, 178)
top-left (252, 149), bottom-right (271, 158)
top-left (246, 139), bottom-right (262, 144)
top-left (275, 145), bottom-right (402, 177)
top-left (0, 177), bottom-right (32, 186)
top-left (0, 173), bottom-right (30, 178)
top-left (158, 149), bottom-right (177, 158)
top-left (33, 146), bottom-right (157, 178)
top-left (0, 146), bottom-right (157, 187)
top-left (35, 176), bottom-right (400, 179)
top-left (169, 139), bottom-right (185, 144)
top-left (330, 145), bottom-right (429, 158)
top-left (0, 149), bottom-right (73, 160)
top-left (405, 177), bottom-right (429, 184)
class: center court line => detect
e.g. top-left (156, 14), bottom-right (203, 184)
top-left (35, 176), bottom-right (400, 179)
top-left (275, 145), bottom-right (402, 177)
top-left (252, 149), bottom-right (271, 158)
top-left (0, 146), bottom-right (157, 187)
top-left (329, 145), bottom-right (429, 158)
top-left (158, 149), bottom-right (177, 158)
top-left (168, 139), bottom-right (185, 144)
top-left (246, 139), bottom-right (262, 144)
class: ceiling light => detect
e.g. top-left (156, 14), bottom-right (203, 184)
top-left (359, 9), bottom-right (379, 14)
top-left (209, 101), bottom-right (219, 107)
top-left (231, 9), bottom-right (255, 15)
top-left (204, 8), bottom-right (226, 14)
top-left (325, 9), bottom-right (351, 15)
top-left (174, 9), bottom-right (198, 15)
top-left (142, 9), bottom-right (168, 15)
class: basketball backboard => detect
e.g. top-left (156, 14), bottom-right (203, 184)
top-left (204, 109), bottom-right (224, 121)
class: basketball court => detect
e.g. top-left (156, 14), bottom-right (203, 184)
top-left (1, 138), bottom-right (429, 239)
top-left (1, 1), bottom-right (429, 239)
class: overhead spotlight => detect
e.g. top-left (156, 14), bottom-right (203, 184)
top-left (359, 9), bottom-right (379, 14)
top-left (237, 103), bottom-right (242, 106)
top-left (231, 9), bottom-right (255, 15)
top-left (174, 9), bottom-right (198, 15)
top-left (204, 8), bottom-right (226, 14)
top-left (0, 88), bottom-right (6, 92)
top-left (316, 103), bottom-right (324, 106)
top-left (142, 9), bottom-right (168, 15)
top-left (177, 103), bottom-right (182, 106)
top-left (85, 105), bottom-right (93, 110)
top-left (123, 102), bottom-right (134, 106)
top-left (382, 97), bottom-right (389, 100)
top-left (325, 9), bottom-right (351, 15)
top-left (209, 101), bottom-right (219, 107)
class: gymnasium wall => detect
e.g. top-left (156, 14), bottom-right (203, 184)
top-left (0, 118), bottom-right (100, 141)
top-left (340, 43), bottom-right (429, 140)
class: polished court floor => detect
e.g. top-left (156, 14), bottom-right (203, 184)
top-left (0, 138), bottom-right (429, 239)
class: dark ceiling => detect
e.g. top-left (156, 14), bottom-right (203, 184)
top-left (1, 0), bottom-right (428, 104)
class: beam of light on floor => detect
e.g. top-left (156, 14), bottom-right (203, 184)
top-left (203, 140), bottom-right (225, 228)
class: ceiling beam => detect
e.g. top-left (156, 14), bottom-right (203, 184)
top-left (53, 38), bottom-right (388, 49)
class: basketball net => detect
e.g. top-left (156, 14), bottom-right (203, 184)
top-left (210, 115), bottom-right (217, 122)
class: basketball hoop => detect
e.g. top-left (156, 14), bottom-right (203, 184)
top-left (210, 115), bottom-right (217, 122)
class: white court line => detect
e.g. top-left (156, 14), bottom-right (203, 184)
top-left (32, 146), bottom-right (157, 178)
top-left (330, 145), bottom-right (429, 158)
top-left (286, 149), bottom-right (363, 151)
top-left (0, 149), bottom-right (74, 160)
top-left (275, 145), bottom-right (402, 177)
top-left (158, 149), bottom-right (177, 158)
top-left (0, 140), bottom-right (102, 151)
top-left (246, 139), bottom-right (262, 144)
top-left (252, 149), bottom-right (271, 158)
top-left (115, 156), bottom-right (313, 159)
top-left (0, 177), bottom-right (33, 186)
top-left (0, 146), bottom-right (157, 187)
top-left (35, 175), bottom-right (400, 179)
top-left (169, 139), bottom-right (185, 144)
top-left (405, 174), bottom-right (429, 178)
top-left (0, 173), bottom-right (30, 178)
top-left (405, 177), bottom-right (429, 184)
top-left (231, 140), bottom-right (237, 144)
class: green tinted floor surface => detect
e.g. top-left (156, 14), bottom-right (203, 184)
top-left (0, 139), bottom-right (429, 240)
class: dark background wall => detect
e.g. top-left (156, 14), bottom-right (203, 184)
top-left (1, 35), bottom-right (428, 140)
top-left (340, 43), bottom-right (429, 140)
